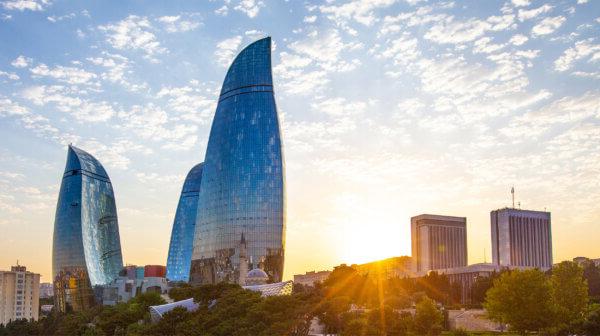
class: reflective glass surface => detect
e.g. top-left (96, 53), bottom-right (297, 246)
top-left (166, 163), bottom-right (204, 282)
top-left (190, 37), bottom-right (286, 284)
top-left (52, 145), bottom-right (124, 311)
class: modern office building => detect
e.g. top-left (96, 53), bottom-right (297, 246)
top-left (166, 163), bottom-right (204, 282)
top-left (0, 265), bottom-right (40, 324)
top-left (411, 214), bottom-right (468, 272)
top-left (491, 208), bottom-right (552, 270)
top-left (190, 37), bottom-right (286, 285)
top-left (52, 145), bottom-right (124, 312)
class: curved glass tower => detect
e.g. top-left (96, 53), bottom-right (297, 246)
top-left (166, 163), bottom-right (204, 282)
top-left (190, 37), bottom-right (286, 285)
top-left (52, 145), bottom-right (124, 312)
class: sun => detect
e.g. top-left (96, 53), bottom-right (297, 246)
top-left (338, 210), bottom-right (410, 265)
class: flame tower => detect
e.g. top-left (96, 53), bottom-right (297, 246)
top-left (190, 37), bottom-right (286, 284)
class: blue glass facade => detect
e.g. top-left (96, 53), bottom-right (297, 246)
top-left (52, 145), bottom-right (124, 312)
top-left (190, 37), bottom-right (286, 285)
top-left (166, 163), bottom-right (204, 282)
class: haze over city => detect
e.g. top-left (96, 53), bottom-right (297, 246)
top-left (1, 0), bottom-right (600, 284)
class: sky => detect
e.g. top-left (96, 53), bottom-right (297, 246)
top-left (0, 0), bottom-right (599, 283)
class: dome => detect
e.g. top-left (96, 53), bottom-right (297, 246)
top-left (245, 268), bottom-right (269, 286)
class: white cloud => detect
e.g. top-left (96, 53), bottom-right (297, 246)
top-left (87, 52), bottom-right (148, 92)
top-left (319, 0), bottom-right (397, 26)
top-left (425, 15), bottom-right (515, 45)
top-left (531, 16), bottom-right (566, 37)
top-left (98, 15), bottom-right (166, 61)
top-left (78, 139), bottom-right (151, 170)
top-left (157, 15), bottom-right (201, 33)
top-left (215, 5), bottom-right (228, 16)
top-left (473, 37), bottom-right (506, 54)
top-left (509, 34), bottom-right (529, 46)
top-left (511, 0), bottom-right (530, 7)
top-left (117, 104), bottom-right (198, 149)
top-left (397, 98), bottom-right (425, 117)
top-left (47, 12), bottom-right (75, 22)
top-left (11, 55), bottom-right (31, 68)
top-left (234, 0), bottom-right (264, 18)
top-left (311, 97), bottom-right (368, 117)
top-left (156, 85), bottom-right (215, 123)
top-left (513, 91), bottom-right (600, 130)
top-left (214, 35), bottom-right (242, 67)
top-left (303, 15), bottom-right (317, 23)
top-left (572, 71), bottom-right (600, 79)
top-left (577, 0), bottom-right (588, 4)
top-left (0, 70), bottom-right (19, 80)
top-left (517, 4), bottom-right (552, 21)
top-left (554, 38), bottom-right (600, 71)
top-left (29, 63), bottom-right (98, 85)
top-left (1, 0), bottom-right (49, 11)
top-left (288, 30), bottom-right (362, 71)
top-left (21, 85), bottom-right (115, 122)
top-left (0, 97), bottom-right (28, 116)
top-left (376, 32), bottom-right (420, 67)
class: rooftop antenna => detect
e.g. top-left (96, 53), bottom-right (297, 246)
top-left (511, 186), bottom-right (515, 208)
top-left (484, 248), bottom-right (487, 263)
top-left (517, 201), bottom-right (521, 209)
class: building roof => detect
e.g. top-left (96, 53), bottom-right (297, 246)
top-left (220, 36), bottom-right (272, 95)
top-left (149, 298), bottom-right (199, 323)
top-left (65, 145), bottom-right (109, 179)
top-left (243, 280), bottom-right (294, 297)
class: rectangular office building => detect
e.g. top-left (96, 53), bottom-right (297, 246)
top-left (411, 214), bottom-right (468, 272)
top-left (0, 265), bottom-right (40, 325)
top-left (491, 208), bottom-right (552, 270)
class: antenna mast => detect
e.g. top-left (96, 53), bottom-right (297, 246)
top-left (511, 186), bottom-right (515, 208)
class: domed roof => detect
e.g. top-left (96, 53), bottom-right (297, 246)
top-left (247, 268), bottom-right (268, 279)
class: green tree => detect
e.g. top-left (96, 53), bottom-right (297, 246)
top-left (340, 316), bottom-right (367, 336)
top-left (582, 260), bottom-right (600, 301)
top-left (582, 304), bottom-right (600, 336)
top-left (413, 296), bottom-right (443, 336)
top-left (551, 261), bottom-right (589, 333)
top-left (484, 269), bottom-right (555, 334)
top-left (315, 296), bottom-right (351, 334)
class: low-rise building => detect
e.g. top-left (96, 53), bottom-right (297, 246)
top-left (352, 256), bottom-right (414, 279)
top-left (0, 265), bottom-right (40, 324)
top-left (101, 265), bottom-right (169, 305)
top-left (293, 270), bottom-right (331, 287)
top-left (573, 257), bottom-right (600, 267)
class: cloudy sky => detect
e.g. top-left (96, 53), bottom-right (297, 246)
top-left (0, 0), bottom-right (599, 282)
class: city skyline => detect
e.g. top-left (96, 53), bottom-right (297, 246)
top-left (1, 0), bottom-right (600, 283)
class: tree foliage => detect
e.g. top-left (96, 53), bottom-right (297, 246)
top-left (484, 269), bottom-right (555, 334)
top-left (551, 261), bottom-right (589, 333)
top-left (413, 296), bottom-right (443, 336)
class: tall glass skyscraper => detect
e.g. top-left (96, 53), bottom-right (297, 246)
top-left (190, 37), bottom-right (286, 285)
top-left (52, 145), bottom-right (124, 312)
top-left (166, 163), bottom-right (204, 282)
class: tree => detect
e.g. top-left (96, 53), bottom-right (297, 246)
top-left (582, 261), bottom-right (600, 301)
top-left (413, 296), bottom-right (443, 336)
top-left (551, 261), bottom-right (589, 333)
top-left (582, 304), bottom-right (600, 335)
top-left (484, 269), bottom-right (555, 334)
top-left (315, 296), bottom-right (351, 334)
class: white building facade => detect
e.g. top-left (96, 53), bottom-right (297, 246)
top-left (411, 214), bottom-right (468, 272)
top-left (0, 265), bottom-right (40, 324)
top-left (491, 208), bottom-right (552, 270)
